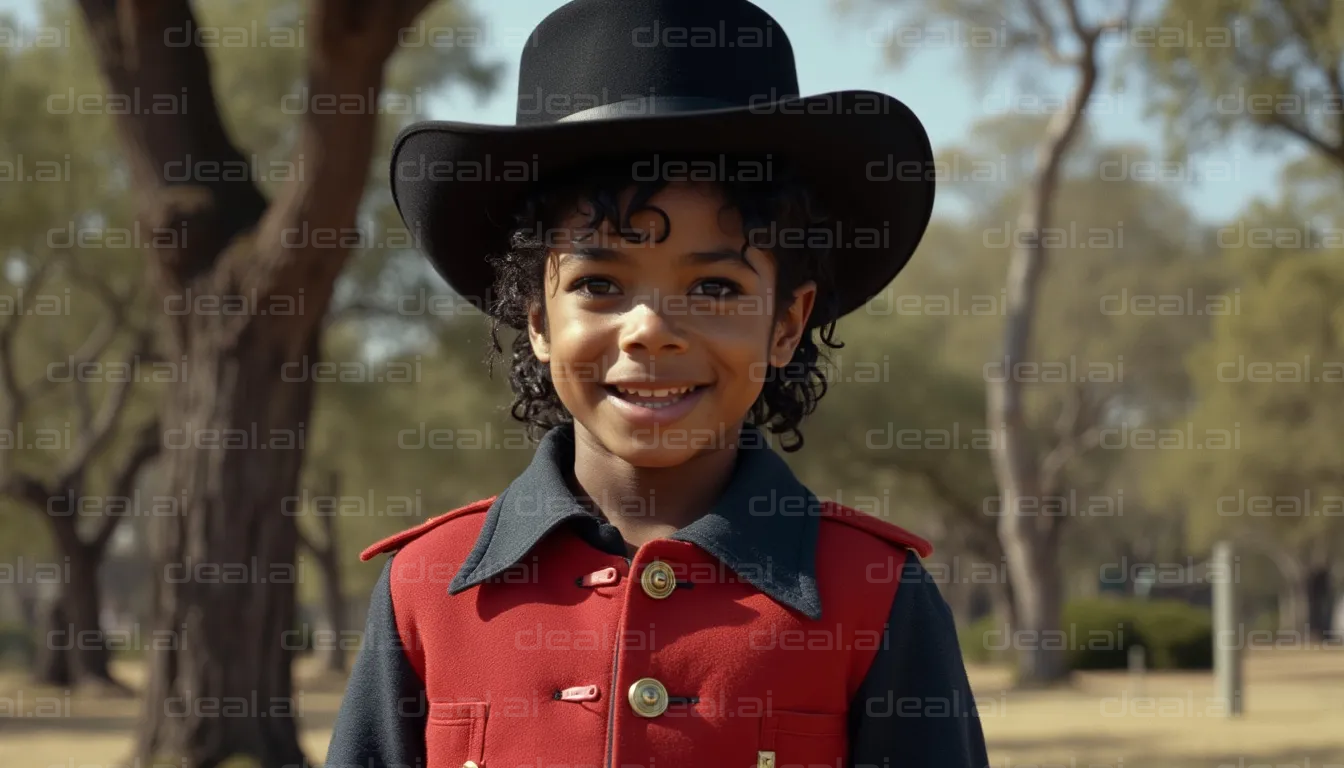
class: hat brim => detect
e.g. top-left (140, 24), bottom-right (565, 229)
top-left (389, 90), bottom-right (934, 327)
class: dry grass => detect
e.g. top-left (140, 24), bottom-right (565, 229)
top-left (1, 650), bottom-right (1342, 767)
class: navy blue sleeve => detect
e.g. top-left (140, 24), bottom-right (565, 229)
top-left (847, 554), bottom-right (990, 768)
top-left (325, 556), bottom-right (428, 768)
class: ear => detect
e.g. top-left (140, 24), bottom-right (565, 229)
top-left (527, 300), bottom-right (551, 364)
top-left (770, 281), bottom-right (817, 367)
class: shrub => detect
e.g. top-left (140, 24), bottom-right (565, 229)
top-left (955, 598), bottom-right (1213, 672)
top-left (0, 622), bottom-right (36, 667)
top-left (1063, 598), bottom-right (1141, 671)
top-left (1132, 599), bottom-right (1214, 670)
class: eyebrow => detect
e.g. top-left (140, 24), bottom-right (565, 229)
top-left (564, 246), bottom-right (758, 274)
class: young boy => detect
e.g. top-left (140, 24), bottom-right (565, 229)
top-left (327, 1), bottom-right (989, 767)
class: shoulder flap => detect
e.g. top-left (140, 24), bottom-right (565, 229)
top-left (818, 501), bottom-right (934, 559)
top-left (359, 496), bottom-right (497, 561)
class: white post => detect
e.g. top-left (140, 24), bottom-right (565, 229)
top-left (1127, 644), bottom-right (1146, 696)
top-left (1212, 540), bottom-right (1243, 717)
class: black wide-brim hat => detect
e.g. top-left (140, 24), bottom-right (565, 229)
top-left (390, 0), bottom-right (935, 327)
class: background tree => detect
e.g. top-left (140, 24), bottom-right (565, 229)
top-left (1141, 0), bottom-right (1344, 171)
top-left (844, 0), bottom-right (1140, 685)
top-left (59, 0), bottom-right (498, 762)
top-left (1140, 187), bottom-right (1344, 638)
top-left (2, 22), bottom-right (164, 691)
top-left (0, 256), bottom-right (160, 691)
top-left (1139, 0), bottom-right (1344, 638)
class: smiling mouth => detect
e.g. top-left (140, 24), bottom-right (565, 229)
top-left (604, 384), bottom-right (710, 410)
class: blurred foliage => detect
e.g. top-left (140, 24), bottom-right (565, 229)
top-left (1138, 186), bottom-right (1344, 563)
top-left (1139, 0), bottom-right (1344, 163)
top-left (959, 597), bottom-right (1213, 671)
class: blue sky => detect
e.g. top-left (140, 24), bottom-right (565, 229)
top-left (2, 0), bottom-right (1293, 223)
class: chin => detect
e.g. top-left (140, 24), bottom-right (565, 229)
top-left (600, 430), bottom-right (705, 469)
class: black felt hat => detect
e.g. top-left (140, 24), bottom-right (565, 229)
top-left (389, 0), bottom-right (935, 327)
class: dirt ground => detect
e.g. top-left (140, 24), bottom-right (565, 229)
top-left (2, 649), bottom-right (1342, 767)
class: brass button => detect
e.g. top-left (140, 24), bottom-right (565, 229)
top-left (463, 762), bottom-right (480, 768)
top-left (628, 677), bottom-right (669, 717)
top-left (758, 751), bottom-right (776, 768)
top-left (640, 560), bottom-right (676, 599)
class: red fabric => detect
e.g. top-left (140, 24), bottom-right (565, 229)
top-left (359, 497), bottom-right (496, 562)
top-left (819, 500), bottom-right (934, 559)
top-left (381, 499), bottom-right (927, 768)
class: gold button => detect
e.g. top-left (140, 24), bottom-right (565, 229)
top-left (463, 762), bottom-right (480, 768)
top-left (627, 677), bottom-right (669, 717)
top-left (640, 560), bottom-right (676, 599)
top-left (758, 751), bottom-right (776, 768)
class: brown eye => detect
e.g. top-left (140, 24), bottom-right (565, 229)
top-left (691, 279), bottom-right (742, 298)
top-left (572, 277), bottom-right (619, 296)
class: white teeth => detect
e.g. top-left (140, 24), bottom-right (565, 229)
top-left (615, 385), bottom-right (692, 397)
top-left (611, 384), bottom-right (697, 407)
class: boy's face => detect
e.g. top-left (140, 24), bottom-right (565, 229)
top-left (528, 180), bottom-right (816, 467)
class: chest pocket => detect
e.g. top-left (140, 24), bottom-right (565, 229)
top-left (426, 700), bottom-right (488, 768)
top-left (759, 709), bottom-right (849, 768)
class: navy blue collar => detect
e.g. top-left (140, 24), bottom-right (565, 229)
top-left (447, 423), bottom-right (824, 619)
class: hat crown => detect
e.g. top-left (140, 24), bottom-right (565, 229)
top-left (517, 0), bottom-right (799, 125)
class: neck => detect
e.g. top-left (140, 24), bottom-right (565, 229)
top-left (569, 424), bottom-right (742, 549)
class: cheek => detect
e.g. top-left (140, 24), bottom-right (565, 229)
top-left (546, 311), bottom-right (612, 393)
top-left (700, 316), bottom-right (777, 382)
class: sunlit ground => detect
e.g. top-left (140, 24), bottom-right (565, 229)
top-left (2, 650), bottom-right (1342, 767)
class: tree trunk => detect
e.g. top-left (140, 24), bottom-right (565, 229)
top-left (1003, 531), bottom-right (1067, 686)
top-left (314, 486), bottom-right (348, 675)
top-left (68, 1), bottom-right (443, 763)
top-left (317, 547), bottom-right (348, 675)
top-left (34, 599), bottom-right (74, 688)
top-left (991, 569), bottom-right (1018, 636)
top-left (1306, 565), bottom-right (1334, 640)
top-left (1269, 546), bottom-right (1309, 636)
top-left (37, 513), bottom-right (123, 690)
top-left (987, 22), bottom-right (1103, 689)
top-left (136, 321), bottom-right (318, 768)
top-left (301, 471), bottom-right (349, 675)
top-left (64, 542), bottom-right (119, 688)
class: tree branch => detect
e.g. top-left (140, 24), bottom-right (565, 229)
top-left (0, 259), bottom-right (60, 490)
top-left (1023, 0), bottom-right (1073, 66)
top-left (54, 330), bottom-right (155, 491)
top-left (73, 0), bottom-right (269, 292)
top-left (1040, 383), bottom-right (1107, 497)
top-left (0, 471), bottom-right (53, 512)
top-left (64, 261), bottom-right (140, 433)
top-left (90, 416), bottom-right (162, 555)
top-left (252, 0), bottom-right (436, 316)
top-left (1059, 0), bottom-right (1092, 43)
top-left (1265, 109), bottom-right (1344, 172)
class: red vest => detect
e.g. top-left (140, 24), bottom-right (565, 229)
top-left (363, 499), bottom-right (932, 768)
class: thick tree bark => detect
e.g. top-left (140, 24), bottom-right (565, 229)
top-left (138, 324), bottom-right (318, 768)
top-left (70, 1), bottom-right (432, 764)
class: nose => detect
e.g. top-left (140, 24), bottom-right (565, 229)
top-left (618, 299), bottom-right (689, 356)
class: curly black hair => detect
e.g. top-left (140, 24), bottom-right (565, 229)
top-left (483, 152), bottom-right (843, 452)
